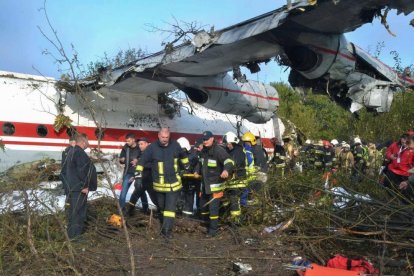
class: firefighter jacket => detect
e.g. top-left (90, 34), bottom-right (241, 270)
top-left (136, 139), bottom-right (189, 193)
top-left (251, 144), bottom-right (268, 172)
top-left (386, 142), bottom-right (414, 177)
top-left (271, 145), bottom-right (287, 168)
top-left (323, 147), bottom-right (336, 169)
top-left (226, 143), bottom-right (247, 189)
top-left (61, 145), bottom-right (97, 194)
top-left (312, 146), bottom-right (325, 168)
top-left (197, 142), bottom-right (234, 194)
top-left (353, 146), bottom-right (367, 166)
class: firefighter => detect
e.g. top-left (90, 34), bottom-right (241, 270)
top-left (270, 137), bottom-right (287, 177)
top-left (195, 131), bottom-right (234, 237)
top-left (352, 137), bottom-right (367, 183)
top-left (338, 143), bottom-right (354, 174)
top-left (134, 128), bottom-right (189, 239)
top-left (240, 132), bottom-right (268, 206)
top-left (126, 137), bottom-right (157, 216)
top-left (322, 140), bottom-right (336, 170)
top-left (300, 139), bottom-right (314, 170)
top-left (177, 137), bottom-right (201, 217)
top-left (223, 131), bottom-right (247, 224)
top-left (312, 140), bottom-right (325, 170)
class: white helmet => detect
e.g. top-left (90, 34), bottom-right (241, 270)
top-left (177, 137), bottom-right (191, 151)
top-left (354, 137), bottom-right (362, 145)
top-left (305, 139), bottom-right (311, 145)
top-left (331, 139), bottom-right (339, 146)
top-left (342, 143), bottom-right (351, 149)
top-left (223, 131), bottom-right (240, 144)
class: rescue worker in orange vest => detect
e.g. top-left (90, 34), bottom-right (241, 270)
top-left (194, 131), bottom-right (234, 237)
top-left (134, 128), bottom-right (189, 239)
top-left (223, 131), bottom-right (247, 224)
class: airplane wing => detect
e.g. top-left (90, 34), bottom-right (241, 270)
top-left (91, 0), bottom-right (414, 93)
top-left (75, 0), bottom-right (413, 122)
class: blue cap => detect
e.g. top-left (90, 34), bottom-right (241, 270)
top-left (202, 131), bottom-right (213, 140)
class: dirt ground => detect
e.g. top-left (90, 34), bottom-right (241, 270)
top-left (74, 209), bottom-right (299, 276)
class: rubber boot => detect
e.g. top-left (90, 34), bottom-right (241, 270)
top-left (161, 217), bottom-right (173, 239)
top-left (126, 202), bottom-right (136, 217)
top-left (207, 219), bottom-right (218, 237)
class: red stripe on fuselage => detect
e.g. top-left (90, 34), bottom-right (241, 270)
top-left (203, 87), bottom-right (280, 101)
top-left (313, 46), bottom-right (356, 62)
top-left (1, 140), bottom-right (122, 149)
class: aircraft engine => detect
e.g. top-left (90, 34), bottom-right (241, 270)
top-left (168, 73), bottom-right (279, 124)
top-left (284, 33), bottom-right (355, 81)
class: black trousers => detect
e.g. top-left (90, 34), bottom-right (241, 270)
top-left (199, 192), bottom-right (220, 234)
top-left (181, 179), bottom-right (200, 215)
top-left (66, 191), bottom-right (87, 240)
top-left (129, 174), bottom-right (156, 210)
top-left (157, 191), bottom-right (180, 234)
top-left (383, 170), bottom-right (413, 202)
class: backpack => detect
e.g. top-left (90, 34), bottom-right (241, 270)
top-left (326, 255), bottom-right (379, 275)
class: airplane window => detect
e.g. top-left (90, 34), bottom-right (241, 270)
top-left (36, 125), bottom-right (48, 137)
top-left (95, 128), bottom-right (105, 139)
top-left (66, 127), bottom-right (77, 138)
top-left (2, 122), bottom-right (15, 135)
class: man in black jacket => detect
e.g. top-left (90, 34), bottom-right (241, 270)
top-left (61, 133), bottom-right (97, 240)
top-left (119, 133), bottom-right (147, 214)
top-left (195, 131), bottom-right (234, 237)
top-left (135, 128), bottom-right (189, 239)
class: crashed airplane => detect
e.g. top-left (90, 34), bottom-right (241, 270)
top-left (83, 0), bottom-right (414, 115)
top-left (1, 0), bottom-right (414, 172)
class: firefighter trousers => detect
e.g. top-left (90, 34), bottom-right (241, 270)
top-left (156, 191), bottom-right (180, 236)
top-left (225, 189), bottom-right (242, 220)
top-left (199, 192), bottom-right (220, 235)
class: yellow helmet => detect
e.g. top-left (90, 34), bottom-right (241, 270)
top-left (241, 132), bottom-right (257, 145)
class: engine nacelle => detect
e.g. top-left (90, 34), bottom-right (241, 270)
top-left (167, 73), bottom-right (279, 124)
top-left (285, 33), bottom-right (355, 81)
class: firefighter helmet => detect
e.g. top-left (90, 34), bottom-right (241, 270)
top-left (331, 139), bottom-right (339, 146)
top-left (177, 137), bottom-right (191, 151)
top-left (322, 140), bottom-right (331, 147)
top-left (354, 137), bottom-right (362, 145)
top-left (223, 131), bottom-right (240, 144)
top-left (241, 132), bottom-right (256, 145)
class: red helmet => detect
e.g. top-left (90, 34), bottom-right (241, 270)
top-left (322, 140), bottom-right (331, 147)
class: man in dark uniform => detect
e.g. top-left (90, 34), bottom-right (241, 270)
top-left (126, 137), bottom-right (157, 215)
top-left (61, 133), bottom-right (97, 240)
top-left (135, 128), bottom-right (189, 239)
top-left (195, 131), bottom-right (234, 237)
top-left (177, 137), bottom-right (202, 217)
top-left (223, 131), bottom-right (246, 224)
top-left (270, 137), bottom-right (287, 177)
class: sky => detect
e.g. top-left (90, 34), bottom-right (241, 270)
top-left (0, 0), bottom-right (413, 84)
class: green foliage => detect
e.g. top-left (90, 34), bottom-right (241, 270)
top-left (272, 82), bottom-right (352, 141)
top-left (273, 82), bottom-right (414, 143)
top-left (351, 91), bottom-right (414, 142)
top-left (85, 48), bottom-right (146, 77)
